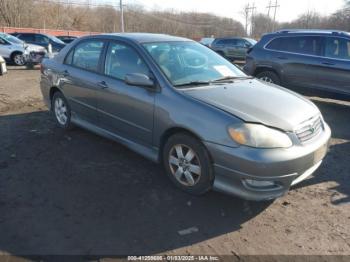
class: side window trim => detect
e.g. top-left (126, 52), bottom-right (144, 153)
top-left (264, 35), bottom-right (350, 61)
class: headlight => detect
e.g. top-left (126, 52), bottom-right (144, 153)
top-left (228, 123), bottom-right (292, 148)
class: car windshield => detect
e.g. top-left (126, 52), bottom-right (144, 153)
top-left (246, 38), bottom-right (257, 45)
top-left (143, 41), bottom-right (247, 87)
top-left (0, 33), bottom-right (23, 44)
top-left (47, 34), bottom-right (65, 44)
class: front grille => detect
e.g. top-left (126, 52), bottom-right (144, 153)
top-left (295, 116), bottom-right (323, 143)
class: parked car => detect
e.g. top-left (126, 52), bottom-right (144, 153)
top-left (40, 33), bottom-right (331, 201)
top-left (211, 37), bottom-right (257, 60)
top-left (199, 37), bottom-right (215, 47)
top-left (244, 29), bottom-right (350, 97)
top-left (0, 55), bottom-right (7, 75)
top-left (11, 32), bottom-right (66, 52)
top-left (0, 33), bottom-right (46, 65)
top-left (57, 35), bottom-right (78, 44)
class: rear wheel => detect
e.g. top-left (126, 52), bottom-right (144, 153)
top-left (256, 71), bottom-right (281, 85)
top-left (52, 91), bottom-right (73, 130)
top-left (162, 133), bottom-right (214, 195)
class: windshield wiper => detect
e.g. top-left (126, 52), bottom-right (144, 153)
top-left (211, 76), bottom-right (253, 83)
top-left (174, 81), bottom-right (212, 88)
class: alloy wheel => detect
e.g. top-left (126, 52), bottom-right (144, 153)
top-left (260, 76), bottom-right (273, 83)
top-left (168, 144), bottom-right (201, 186)
top-left (14, 54), bottom-right (25, 66)
top-left (54, 97), bottom-right (68, 125)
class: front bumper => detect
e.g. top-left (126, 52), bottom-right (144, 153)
top-left (205, 123), bottom-right (331, 201)
top-left (24, 51), bottom-right (46, 64)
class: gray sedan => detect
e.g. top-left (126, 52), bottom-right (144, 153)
top-left (40, 33), bottom-right (331, 201)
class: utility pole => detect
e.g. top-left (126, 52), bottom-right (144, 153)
top-left (266, 0), bottom-right (272, 17)
top-left (244, 3), bottom-right (250, 36)
top-left (272, 0), bottom-right (280, 31)
top-left (248, 3), bottom-right (256, 37)
top-left (120, 0), bottom-right (125, 32)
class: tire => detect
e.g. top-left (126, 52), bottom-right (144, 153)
top-left (256, 71), bottom-right (281, 85)
top-left (52, 91), bottom-right (73, 130)
top-left (162, 133), bottom-right (214, 195)
top-left (11, 52), bottom-right (26, 66)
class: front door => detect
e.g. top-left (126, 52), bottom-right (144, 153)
top-left (96, 41), bottom-right (155, 146)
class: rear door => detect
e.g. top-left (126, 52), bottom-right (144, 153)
top-left (235, 39), bottom-right (249, 60)
top-left (225, 39), bottom-right (238, 58)
top-left (60, 39), bottom-right (106, 123)
top-left (316, 36), bottom-right (350, 95)
top-left (96, 41), bottom-right (155, 146)
top-left (265, 35), bottom-right (323, 88)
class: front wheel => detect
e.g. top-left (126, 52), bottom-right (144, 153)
top-left (162, 133), bottom-right (214, 195)
top-left (12, 52), bottom-right (26, 66)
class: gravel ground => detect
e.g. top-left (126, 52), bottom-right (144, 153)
top-left (0, 68), bottom-right (349, 259)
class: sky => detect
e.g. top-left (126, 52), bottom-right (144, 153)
top-left (124, 0), bottom-right (346, 24)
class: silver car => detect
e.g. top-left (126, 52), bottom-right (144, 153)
top-left (40, 33), bottom-right (331, 201)
top-left (0, 33), bottom-right (46, 65)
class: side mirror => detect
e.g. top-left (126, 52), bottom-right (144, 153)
top-left (125, 73), bottom-right (155, 87)
top-left (244, 43), bottom-right (251, 48)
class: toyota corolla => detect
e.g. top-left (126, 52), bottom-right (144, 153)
top-left (40, 33), bottom-right (331, 201)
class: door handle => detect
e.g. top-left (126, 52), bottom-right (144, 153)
top-left (321, 62), bottom-right (336, 66)
top-left (97, 81), bottom-right (108, 89)
top-left (277, 56), bottom-right (288, 60)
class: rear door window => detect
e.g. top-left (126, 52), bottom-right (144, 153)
top-left (267, 36), bottom-right (322, 56)
top-left (70, 40), bottom-right (105, 72)
top-left (325, 37), bottom-right (350, 60)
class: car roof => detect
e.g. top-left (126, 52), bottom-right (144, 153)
top-left (94, 33), bottom-right (191, 43)
top-left (270, 29), bottom-right (350, 37)
top-left (214, 37), bottom-right (240, 40)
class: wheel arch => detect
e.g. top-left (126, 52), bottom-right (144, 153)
top-left (158, 126), bottom-right (213, 163)
top-left (10, 50), bottom-right (23, 58)
top-left (254, 66), bottom-right (279, 76)
top-left (49, 86), bottom-right (61, 102)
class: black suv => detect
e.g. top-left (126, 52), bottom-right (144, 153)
top-left (11, 32), bottom-right (66, 52)
top-left (244, 30), bottom-right (350, 97)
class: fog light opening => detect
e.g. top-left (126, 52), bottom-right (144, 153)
top-left (244, 179), bottom-right (278, 190)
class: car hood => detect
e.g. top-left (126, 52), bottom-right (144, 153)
top-left (182, 79), bottom-right (320, 131)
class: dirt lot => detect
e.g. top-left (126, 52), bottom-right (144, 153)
top-left (0, 68), bottom-right (349, 259)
